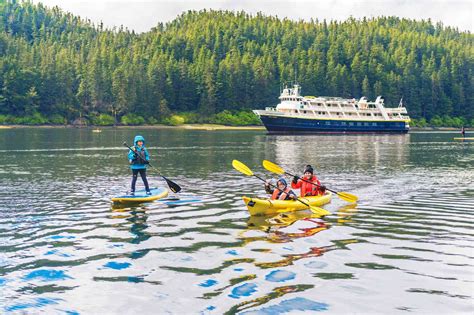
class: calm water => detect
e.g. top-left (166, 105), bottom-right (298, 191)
top-left (0, 128), bottom-right (473, 314)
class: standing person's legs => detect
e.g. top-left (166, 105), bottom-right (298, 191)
top-left (131, 169), bottom-right (139, 193)
top-left (138, 169), bottom-right (150, 192)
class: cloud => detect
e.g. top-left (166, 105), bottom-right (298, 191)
top-left (32, 0), bottom-right (473, 33)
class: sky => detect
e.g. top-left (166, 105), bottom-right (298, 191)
top-left (32, 0), bottom-right (473, 33)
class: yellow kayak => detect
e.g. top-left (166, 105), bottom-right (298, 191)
top-left (242, 192), bottom-right (332, 216)
top-left (454, 137), bottom-right (474, 141)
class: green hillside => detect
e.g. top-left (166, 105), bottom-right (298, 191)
top-left (0, 0), bottom-right (472, 126)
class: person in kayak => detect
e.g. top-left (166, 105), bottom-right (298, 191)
top-left (128, 135), bottom-right (151, 195)
top-left (461, 126), bottom-right (466, 138)
top-left (291, 165), bottom-right (326, 197)
top-left (265, 178), bottom-right (297, 200)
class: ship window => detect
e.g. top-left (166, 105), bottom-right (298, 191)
top-left (295, 110), bottom-right (298, 113)
top-left (372, 123), bottom-right (377, 126)
top-left (326, 122), bottom-right (330, 125)
top-left (349, 122), bottom-right (354, 126)
top-left (341, 122), bottom-right (346, 125)
top-left (303, 110), bottom-right (307, 114)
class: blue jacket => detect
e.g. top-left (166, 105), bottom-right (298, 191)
top-left (128, 135), bottom-right (150, 169)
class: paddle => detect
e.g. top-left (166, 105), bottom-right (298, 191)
top-left (123, 142), bottom-right (181, 193)
top-left (262, 160), bottom-right (358, 203)
top-left (232, 160), bottom-right (330, 216)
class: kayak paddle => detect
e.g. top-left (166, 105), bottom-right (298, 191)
top-left (232, 159), bottom-right (330, 216)
top-left (123, 142), bottom-right (181, 193)
top-left (262, 160), bottom-right (358, 203)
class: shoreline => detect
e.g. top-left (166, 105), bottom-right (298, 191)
top-left (0, 124), bottom-right (266, 131)
top-left (0, 124), bottom-right (470, 132)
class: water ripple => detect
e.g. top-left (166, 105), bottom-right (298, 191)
top-left (0, 129), bottom-right (473, 313)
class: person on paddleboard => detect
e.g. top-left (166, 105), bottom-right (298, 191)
top-left (128, 135), bottom-right (151, 195)
top-left (291, 165), bottom-right (326, 197)
top-left (265, 177), bottom-right (296, 200)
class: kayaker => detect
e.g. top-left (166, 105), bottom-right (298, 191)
top-left (461, 126), bottom-right (466, 138)
top-left (265, 178), bottom-right (297, 200)
top-left (128, 135), bottom-right (151, 195)
top-left (291, 165), bottom-right (326, 197)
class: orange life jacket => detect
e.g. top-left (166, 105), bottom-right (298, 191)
top-left (271, 187), bottom-right (292, 200)
top-left (291, 175), bottom-right (323, 197)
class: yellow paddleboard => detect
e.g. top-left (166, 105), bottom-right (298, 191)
top-left (111, 187), bottom-right (168, 204)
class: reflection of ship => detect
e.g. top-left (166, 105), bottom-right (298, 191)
top-left (268, 132), bottom-right (409, 170)
top-left (254, 84), bottom-right (410, 133)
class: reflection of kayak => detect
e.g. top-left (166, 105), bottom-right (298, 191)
top-left (336, 203), bottom-right (358, 225)
top-left (242, 192), bottom-right (331, 216)
top-left (111, 187), bottom-right (168, 203)
top-left (453, 137), bottom-right (474, 141)
top-left (247, 211), bottom-right (324, 231)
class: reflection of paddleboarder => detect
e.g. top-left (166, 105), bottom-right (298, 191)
top-left (461, 126), bottom-right (466, 138)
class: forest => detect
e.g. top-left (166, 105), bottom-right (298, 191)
top-left (0, 0), bottom-right (472, 126)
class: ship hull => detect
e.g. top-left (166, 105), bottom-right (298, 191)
top-left (259, 115), bottom-right (409, 134)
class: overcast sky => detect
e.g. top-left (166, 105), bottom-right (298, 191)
top-left (32, 0), bottom-right (472, 33)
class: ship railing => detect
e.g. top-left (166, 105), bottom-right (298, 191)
top-left (386, 108), bottom-right (408, 113)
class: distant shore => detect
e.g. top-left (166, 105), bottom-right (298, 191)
top-left (0, 124), bottom-right (266, 130)
top-left (0, 124), bottom-right (470, 132)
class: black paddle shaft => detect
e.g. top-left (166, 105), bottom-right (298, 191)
top-left (123, 142), bottom-right (154, 167)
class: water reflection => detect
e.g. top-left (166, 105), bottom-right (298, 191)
top-left (267, 134), bottom-right (410, 170)
top-left (335, 203), bottom-right (359, 225)
top-left (111, 205), bottom-right (151, 244)
top-left (0, 129), bottom-right (473, 314)
top-left (256, 239), bottom-right (360, 269)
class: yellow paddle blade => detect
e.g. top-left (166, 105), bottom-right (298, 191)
top-left (337, 192), bottom-right (358, 203)
top-left (232, 160), bottom-right (254, 176)
top-left (262, 160), bottom-right (285, 175)
top-left (309, 205), bottom-right (331, 216)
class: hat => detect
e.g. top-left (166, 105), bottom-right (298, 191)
top-left (134, 135), bottom-right (145, 145)
top-left (277, 178), bottom-right (287, 187)
top-left (304, 165), bottom-right (314, 174)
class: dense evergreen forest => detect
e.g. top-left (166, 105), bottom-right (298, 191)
top-left (0, 0), bottom-right (472, 126)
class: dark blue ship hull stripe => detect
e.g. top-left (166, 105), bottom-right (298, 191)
top-left (259, 116), bottom-right (409, 133)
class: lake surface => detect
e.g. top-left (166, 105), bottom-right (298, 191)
top-left (0, 128), bottom-right (473, 314)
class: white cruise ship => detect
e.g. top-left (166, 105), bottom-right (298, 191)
top-left (253, 84), bottom-right (411, 133)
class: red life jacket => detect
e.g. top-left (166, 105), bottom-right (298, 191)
top-left (291, 175), bottom-right (323, 197)
top-left (271, 187), bottom-right (292, 200)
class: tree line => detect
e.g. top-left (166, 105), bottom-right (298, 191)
top-left (0, 0), bottom-right (472, 126)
